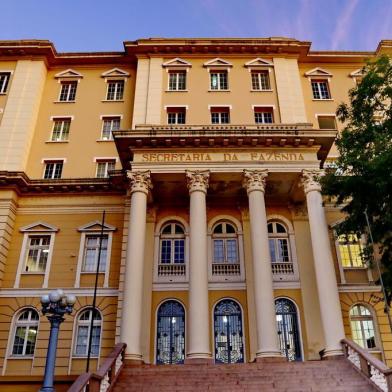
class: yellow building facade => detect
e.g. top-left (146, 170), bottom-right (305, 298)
top-left (0, 38), bottom-right (391, 382)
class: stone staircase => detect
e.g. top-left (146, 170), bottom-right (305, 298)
top-left (112, 359), bottom-right (377, 392)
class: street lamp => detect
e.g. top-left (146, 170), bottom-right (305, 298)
top-left (39, 289), bottom-right (76, 392)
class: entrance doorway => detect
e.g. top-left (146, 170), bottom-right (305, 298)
top-left (214, 299), bottom-right (244, 363)
top-left (275, 298), bottom-right (302, 361)
top-left (156, 300), bottom-right (185, 364)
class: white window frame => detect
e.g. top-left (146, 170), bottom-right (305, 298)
top-left (207, 216), bottom-right (245, 283)
top-left (153, 217), bottom-right (189, 284)
top-left (105, 80), bottom-right (125, 101)
top-left (267, 216), bottom-right (299, 282)
top-left (49, 116), bottom-right (73, 142)
top-left (42, 159), bottom-right (65, 179)
top-left (0, 71), bottom-right (12, 94)
top-left (310, 79), bottom-right (332, 100)
top-left (75, 221), bottom-right (116, 288)
top-left (99, 115), bottom-right (122, 141)
top-left (8, 308), bottom-right (40, 358)
top-left (250, 70), bottom-right (272, 91)
top-left (253, 105), bottom-right (275, 124)
top-left (167, 71), bottom-right (187, 91)
top-left (72, 307), bottom-right (103, 358)
top-left (165, 106), bottom-right (188, 125)
top-left (14, 222), bottom-right (58, 288)
top-left (209, 105), bottom-right (231, 124)
top-left (95, 160), bottom-right (116, 178)
top-left (58, 80), bottom-right (78, 102)
top-left (209, 70), bottom-right (229, 91)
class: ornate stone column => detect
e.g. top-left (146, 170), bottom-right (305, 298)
top-left (185, 170), bottom-right (212, 362)
top-left (243, 169), bottom-right (282, 360)
top-left (301, 169), bottom-right (345, 357)
top-left (120, 170), bottom-right (152, 362)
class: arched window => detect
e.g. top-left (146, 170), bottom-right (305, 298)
top-left (350, 304), bottom-right (377, 349)
top-left (212, 222), bottom-right (238, 264)
top-left (74, 309), bottom-right (102, 357)
top-left (12, 308), bottom-right (39, 356)
top-left (159, 222), bottom-right (185, 265)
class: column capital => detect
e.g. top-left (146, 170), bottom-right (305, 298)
top-left (242, 169), bottom-right (268, 194)
top-left (300, 169), bottom-right (324, 194)
top-left (186, 170), bottom-right (210, 194)
top-left (126, 170), bottom-right (153, 195)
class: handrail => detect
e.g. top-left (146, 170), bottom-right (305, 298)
top-left (68, 343), bottom-right (126, 392)
top-left (341, 338), bottom-right (392, 392)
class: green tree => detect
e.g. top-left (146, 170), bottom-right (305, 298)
top-left (321, 54), bottom-right (392, 302)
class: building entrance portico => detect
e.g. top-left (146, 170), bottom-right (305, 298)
top-left (115, 125), bottom-right (345, 364)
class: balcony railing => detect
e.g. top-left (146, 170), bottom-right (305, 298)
top-left (158, 263), bottom-right (186, 277)
top-left (212, 263), bottom-right (241, 276)
top-left (342, 338), bottom-right (392, 392)
top-left (271, 262), bottom-right (294, 275)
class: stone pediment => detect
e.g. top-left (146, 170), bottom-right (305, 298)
top-left (245, 58), bottom-right (274, 68)
top-left (54, 69), bottom-right (83, 79)
top-left (350, 69), bottom-right (364, 77)
top-left (101, 68), bottom-right (130, 78)
top-left (78, 221), bottom-right (117, 232)
top-left (20, 221), bottom-right (59, 232)
top-left (305, 67), bottom-right (333, 78)
top-left (203, 58), bottom-right (233, 68)
top-left (162, 58), bottom-right (192, 68)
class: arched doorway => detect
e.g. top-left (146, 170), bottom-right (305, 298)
top-left (275, 298), bottom-right (302, 361)
top-left (214, 299), bottom-right (244, 363)
top-left (156, 300), bottom-right (185, 364)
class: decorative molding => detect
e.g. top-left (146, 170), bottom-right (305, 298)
top-left (350, 69), bottom-right (364, 78)
top-left (242, 169), bottom-right (268, 194)
top-left (0, 288), bottom-right (119, 297)
top-left (304, 67), bottom-right (333, 78)
top-left (300, 169), bottom-right (324, 194)
top-left (126, 170), bottom-right (152, 195)
top-left (19, 221), bottom-right (59, 232)
top-left (101, 68), bottom-right (130, 78)
top-left (338, 285), bottom-right (381, 293)
top-left (185, 170), bottom-right (210, 194)
top-left (162, 58), bottom-right (192, 68)
top-left (77, 221), bottom-right (117, 232)
top-left (244, 58), bottom-right (274, 68)
top-left (203, 58), bottom-right (233, 68)
top-left (54, 69), bottom-right (83, 79)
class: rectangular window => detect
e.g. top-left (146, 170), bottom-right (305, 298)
top-left (101, 117), bottom-right (120, 140)
top-left (210, 71), bottom-right (228, 90)
top-left (168, 71), bottom-right (186, 90)
top-left (96, 161), bottom-right (115, 178)
top-left (251, 71), bottom-right (271, 90)
top-left (210, 107), bottom-right (230, 124)
top-left (82, 234), bottom-right (108, 272)
top-left (0, 72), bottom-right (11, 94)
top-left (317, 115), bottom-right (336, 129)
top-left (338, 234), bottom-right (364, 268)
top-left (25, 235), bottom-right (51, 272)
top-left (311, 80), bottom-right (331, 99)
top-left (106, 80), bottom-right (124, 100)
top-left (254, 107), bottom-right (274, 124)
top-left (59, 81), bottom-right (77, 102)
top-left (167, 107), bottom-right (186, 124)
top-left (43, 161), bottom-right (63, 179)
top-left (51, 118), bottom-right (71, 141)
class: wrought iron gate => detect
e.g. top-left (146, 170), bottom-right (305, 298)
top-left (275, 298), bottom-right (302, 361)
top-left (156, 300), bottom-right (185, 364)
top-left (214, 299), bottom-right (244, 364)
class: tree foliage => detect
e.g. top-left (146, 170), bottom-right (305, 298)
top-left (321, 55), bottom-right (392, 302)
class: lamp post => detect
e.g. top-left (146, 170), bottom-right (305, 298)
top-left (40, 289), bottom-right (76, 392)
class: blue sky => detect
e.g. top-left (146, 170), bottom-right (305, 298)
top-left (2, 0), bottom-right (391, 52)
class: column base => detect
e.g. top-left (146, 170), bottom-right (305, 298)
top-left (124, 353), bottom-right (144, 366)
top-left (322, 348), bottom-right (344, 360)
top-left (185, 353), bottom-right (214, 365)
top-left (255, 355), bottom-right (286, 363)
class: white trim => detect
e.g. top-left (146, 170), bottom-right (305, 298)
top-left (338, 285), bottom-right (381, 292)
top-left (101, 68), bottom-right (130, 78)
top-left (208, 104), bottom-right (232, 109)
top-left (14, 230), bottom-right (56, 289)
top-left (164, 105), bottom-right (189, 110)
top-left (0, 288), bottom-right (119, 297)
top-left (153, 298), bottom-right (187, 364)
top-left (92, 157), bottom-right (119, 163)
top-left (162, 58), bottom-right (192, 68)
top-left (314, 113), bottom-right (336, 118)
top-left (305, 67), bottom-right (333, 78)
top-left (0, 70), bottom-right (14, 74)
top-left (203, 58), bottom-right (233, 68)
top-left (3, 306), bottom-right (40, 375)
top-left (50, 115), bottom-right (74, 121)
top-left (252, 104), bottom-right (275, 110)
top-left (350, 69), bottom-right (364, 77)
top-left (20, 221), bottom-right (59, 232)
top-left (78, 221), bottom-right (117, 232)
top-left (274, 296), bottom-right (305, 361)
top-left (244, 58), bottom-right (274, 68)
top-left (41, 157), bottom-right (67, 163)
top-left (99, 114), bottom-right (123, 120)
top-left (55, 69), bottom-right (83, 79)
top-left (211, 297), bottom-right (247, 363)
